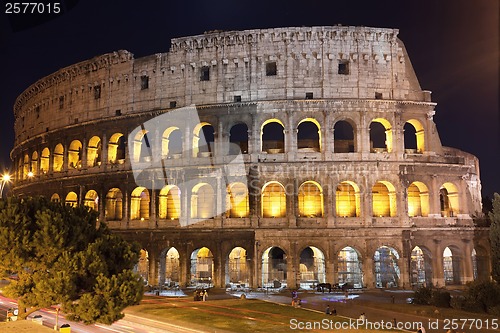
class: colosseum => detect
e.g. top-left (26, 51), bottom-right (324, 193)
top-left (11, 26), bottom-right (490, 290)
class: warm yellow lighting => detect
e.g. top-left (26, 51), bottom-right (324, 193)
top-left (2, 174), bottom-right (11, 182)
top-left (141, 217), bottom-right (145, 221)
top-left (27, 171), bottom-right (34, 178)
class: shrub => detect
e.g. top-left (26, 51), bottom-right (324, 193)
top-left (464, 281), bottom-right (500, 313)
top-left (413, 286), bottom-right (432, 305)
top-left (432, 289), bottom-right (451, 308)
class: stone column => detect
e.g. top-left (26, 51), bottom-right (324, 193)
top-left (148, 250), bottom-right (159, 287)
top-left (431, 242), bottom-right (444, 287)
top-left (363, 257), bottom-right (375, 288)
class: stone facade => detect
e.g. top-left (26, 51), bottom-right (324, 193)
top-left (11, 26), bottom-right (489, 290)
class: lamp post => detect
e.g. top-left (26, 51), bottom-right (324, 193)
top-left (1, 174), bottom-right (11, 198)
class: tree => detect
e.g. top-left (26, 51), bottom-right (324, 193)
top-left (0, 196), bottom-right (143, 324)
top-left (489, 193), bottom-right (500, 283)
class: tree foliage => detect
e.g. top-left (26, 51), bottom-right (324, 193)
top-left (0, 196), bottom-right (143, 324)
top-left (489, 193), bottom-right (500, 283)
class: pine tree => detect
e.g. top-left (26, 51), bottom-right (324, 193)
top-left (489, 193), bottom-right (500, 283)
top-left (0, 196), bottom-right (143, 324)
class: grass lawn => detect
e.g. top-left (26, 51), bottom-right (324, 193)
top-left (126, 297), bottom-right (399, 333)
top-left (0, 320), bottom-right (54, 333)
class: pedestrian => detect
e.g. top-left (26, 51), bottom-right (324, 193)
top-left (359, 313), bottom-right (366, 322)
top-left (332, 307), bottom-right (337, 315)
top-left (392, 318), bottom-right (397, 327)
top-left (325, 304), bottom-right (331, 315)
top-left (296, 299), bottom-right (302, 308)
top-left (391, 295), bottom-right (395, 304)
top-left (202, 289), bottom-right (208, 301)
top-left (417, 324), bottom-right (426, 333)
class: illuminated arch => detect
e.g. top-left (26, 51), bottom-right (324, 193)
top-left (443, 246), bottom-right (463, 285)
top-left (227, 247), bottom-right (249, 285)
top-left (40, 148), bottom-right (50, 173)
top-left (105, 188), bottom-right (123, 220)
top-left (68, 140), bottom-right (82, 169)
top-left (299, 246), bottom-right (326, 288)
top-left (226, 182), bottom-right (249, 218)
top-left (261, 181), bottom-right (286, 218)
top-left (84, 190), bottom-right (99, 211)
top-left (108, 133), bottom-right (125, 163)
top-left (440, 182), bottom-right (460, 217)
top-left (132, 129), bottom-right (152, 162)
top-left (408, 182), bottom-right (429, 217)
top-left (404, 119), bottom-right (425, 153)
top-left (162, 247), bottom-right (180, 286)
top-left (261, 119), bottom-right (285, 154)
top-left (472, 246), bottom-right (489, 281)
top-left (193, 122), bottom-right (214, 157)
top-left (65, 191), bottom-right (78, 207)
top-left (22, 154), bottom-right (29, 179)
top-left (31, 151), bottom-right (38, 176)
top-left (191, 183), bottom-right (214, 219)
top-left (374, 246), bottom-right (400, 288)
top-left (130, 187), bottom-right (150, 220)
top-left (370, 118), bottom-right (393, 153)
top-left (338, 246), bottom-right (363, 288)
top-left (87, 136), bottom-right (101, 167)
top-left (372, 181), bottom-right (397, 217)
top-left (50, 193), bottom-right (60, 202)
top-left (190, 247), bottom-right (214, 287)
top-left (135, 249), bottom-right (149, 284)
top-left (410, 246), bottom-right (433, 287)
top-left (159, 185), bottom-right (181, 219)
top-left (261, 246), bottom-right (287, 287)
top-left (162, 126), bottom-right (183, 157)
top-left (297, 118), bottom-right (321, 152)
top-left (53, 144), bottom-right (64, 172)
top-left (298, 181), bottom-right (323, 217)
top-left (336, 181), bottom-right (361, 217)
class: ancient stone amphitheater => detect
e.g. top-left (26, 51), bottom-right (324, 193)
top-left (11, 26), bottom-right (490, 290)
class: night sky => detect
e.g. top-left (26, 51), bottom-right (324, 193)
top-left (0, 0), bottom-right (498, 198)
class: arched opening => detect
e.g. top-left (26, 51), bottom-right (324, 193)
top-left (162, 127), bottom-right (183, 158)
top-left (226, 247), bottom-right (249, 286)
top-left (108, 133), bottom-right (126, 163)
top-left (297, 119), bottom-right (321, 152)
top-left (65, 191), bottom-right (78, 207)
top-left (68, 140), bottom-right (82, 169)
top-left (299, 246), bottom-right (326, 289)
top-left (472, 246), bottom-right (490, 281)
top-left (404, 120), bottom-right (425, 153)
top-left (190, 247), bottom-right (214, 287)
top-left (84, 190), bottom-right (99, 211)
top-left (159, 247), bottom-right (180, 287)
top-left (133, 130), bottom-right (152, 162)
top-left (40, 148), bottom-right (50, 174)
top-left (31, 151), bottom-right (38, 176)
top-left (374, 246), bottom-right (400, 288)
top-left (408, 182), bottom-right (429, 217)
top-left (53, 144), bottom-right (64, 172)
top-left (372, 181), bottom-right (397, 217)
top-left (261, 181), bottom-right (286, 218)
top-left (370, 118), bottom-right (392, 153)
top-left (50, 193), bottom-right (60, 202)
top-left (298, 181), bottom-right (323, 217)
top-left (229, 123), bottom-right (249, 155)
top-left (22, 154), bottom-right (29, 179)
top-left (226, 182), bottom-right (249, 218)
top-left (105, 188), bottom-right (123, 220)
top-left (261, 246), bottom-right (287, 288)
top-left (135, 249), bottom-right (149, 285)
top-left (261, 119), bottom-right (285, 154)
top-left (130, 187), bottom-right (150, 220)
top-left (410, 246), bottom-right (433, 287)
top-left (440, 183), bottom-right (459, 217)
top-left (443, 246), bottom-right (462, 285)
top-left (158, 185), bottom-right (181, 219)
top-left (191, 183), bottom-right (214, 219)
top-left (193, 123), bottom-right (214, 157)
top-left (334, 120), bottom-right (355, 153)
top-left (87, 136), bottom-right (101, 167)
top-left (336, 181), bottom-right (361, 217)
top-left (338, 246), bottom-right (363, 288)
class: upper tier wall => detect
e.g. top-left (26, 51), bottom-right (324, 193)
top-left (14, 26), bottom-right (428, 145)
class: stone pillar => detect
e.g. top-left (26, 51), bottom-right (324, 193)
top-left (123, 188), bottom-right (130, 228)
top-left (214, 245), bottom-right (224, 288)
top-left (429, 175), bottom-right (440, 217)
top-left (81, 139), bottom-right (88, 169)
top-left (286, 242), bottom-right (298, 289)
top-left (149, 187), bottom-right (157, 228)
top-left (363, 257), bottom-right (375, 288)
top-left (288, 179), bottom-right (297, 228)
top-left (179, 245), bottom-right (189, 287)
top-left (359, 112), bottom-right (369, 153)
top-left (253, 241), bottom-right (261, 288)
top-left (431, 242), bottom-right (444, 287)
top-left (462, 241), bottom-right (474, 284)
top-left (101, 133), bottom-right (108, 166)
top-left (148, 250), bottom-right (159, 287)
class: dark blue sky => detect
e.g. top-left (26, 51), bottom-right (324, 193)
top-left (0, 0), bottom-right (498, 197)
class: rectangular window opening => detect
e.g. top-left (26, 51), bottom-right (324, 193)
top-left (94, 85), bottom-right (101, 99)
top-left (200, 66), bottom-right (210, 81)
top-left (234, 95), bottom-right (242, 102)
top-left (59, 96), bottom-right (64, 109)
top-left (141, 76), bottom-right (149, 90)
top-left (266, 62), bottom-right (277, 76)
top-left (375, 92), bottom-right (383, 99)
top-left (305, 92), bottom-right (313, 99)
top-left (170, 101), bottom-right (177, 108)
top-left (115, 110), bottom-right (122, 116)
top-left (338, 61), bottom-right (350, 75)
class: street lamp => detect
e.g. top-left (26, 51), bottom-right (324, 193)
top-left (1, 174), bottom-right (11, 198)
